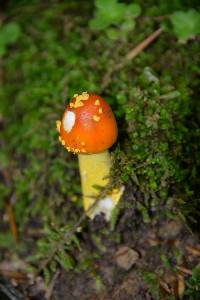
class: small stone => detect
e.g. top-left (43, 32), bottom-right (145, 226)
top-left (158, 220), bottom-right (182, 239)
top-left (115, 246), bottom-right (139, 271)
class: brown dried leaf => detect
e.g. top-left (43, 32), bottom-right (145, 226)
top-left (176, 265), bottom-right (192, 276)
top-left (186, 245), bottom-right (200, 257)
top-left (158, 278), bottom-right (171, 294)
top-left (177, 274), bottom-right (185, 299)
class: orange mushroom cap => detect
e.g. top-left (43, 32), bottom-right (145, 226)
top-left (58, 92), bottom-right (118, 154)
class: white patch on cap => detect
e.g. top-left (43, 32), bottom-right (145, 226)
top-left (63, 111), bottom-right (76, 133)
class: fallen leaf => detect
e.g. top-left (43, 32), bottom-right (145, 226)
top-left (177, 274), bottom-right (185, 299)
top-left (186, 245), bottom-right (200, 257)
top-left (115, 246), bottom-right (139, 271)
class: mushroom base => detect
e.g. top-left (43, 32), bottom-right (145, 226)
top-left (78, 151), bottom-right (124, 220)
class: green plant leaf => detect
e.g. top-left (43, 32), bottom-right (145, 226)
top-left (57, 250), bottom-right (75, 270)
top-left (185, 266), bottom-right (200, 299)
top-left (127, 3), bottom-right (141, 17)
top-left (1, 22), bottom-right (21, 44)
top-left (121, 19), bottom-right (136, 33)
top-left (95, 0), bottom-right (117, 10)
top-left (0, 41), bottom-right (6, 56)
top-left (0, 22), bottom-right (21, 56)
top-left (171, 10), bottom-right (200, 42)
top-left (90, 0), bottom-right (127, 30)
top-left (89, 13), bottom-right (113, 30)
top-left (106, 27), bottom-right (120, 40)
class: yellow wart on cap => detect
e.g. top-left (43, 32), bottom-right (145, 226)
top-left (58, 136), bottom-right (65, 146)
top-left (73, 92), bottom-right (89, 108)
top-left (93, 115), bottom-right (100, 122)
top-left (56, 120), bottom-right (61, 132)
top-left (95, 99), bottom-right (100, 106)
top-left (98, 108), bottom-right (103, 114)
top-left (75, 101), bottom-right (84, 108)
top-left (82, 91), bottom-right (89, 100)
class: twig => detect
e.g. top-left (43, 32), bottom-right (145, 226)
top-left (5, 201), bottom-right (19, 243)
top-left (45, 270), bottom-right (60, 300)
top-left (186, 245), bottom-right (200, 257)
top-left (1, 168), bottom-right (19, 242)
top-left (126, 27), bottom-right (163, 60)
top-left (158, 277), bottom-right (171, 294)
top-left (0, 269), bottom-right (28, 283)
top-left (176, 266), bottom-right (192, 276)
top-left (177, 274), bottom-right (185, 300)
top-left (141, 15), bottom-right (170, 22)
top-left (101, 27), bottom-right (163, 90)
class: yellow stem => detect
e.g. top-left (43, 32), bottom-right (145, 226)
top-left (78, 151), bottom-right (123, 220)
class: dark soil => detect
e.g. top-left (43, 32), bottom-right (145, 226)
top-left (2, 196), bottom-right (199, 300)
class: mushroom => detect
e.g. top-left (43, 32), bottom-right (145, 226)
top-left (56, 92), bottom-right (124, 220)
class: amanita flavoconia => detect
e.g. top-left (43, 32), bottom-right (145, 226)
top-left (56, 92), bottom-right (124, 220)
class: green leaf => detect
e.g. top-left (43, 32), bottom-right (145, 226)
top-left (127, 3), bottom-right (141, 18)
top-left (90, 13), bottom-right (113, 30)
top-left (0, 22), bottom-right (21, 56)
top-left (142, 271), bottom-right (159, 298)
top-left (0, 184), bottom-right (11, 204)
top-left (0, 151), bottom-right (10, 168)
top-left (95, 0), bottom-right (117, 10)
top-left (185, 266), bottom-right (200, 299)
top-left (171, 10), bottom-right (200, 42)
top-left (90, 0), bottom-right (127, 30)
top-left (121, 19), bottom-right (136, 33)
top-left (44, 267), bottom-right (51, 285)
top-left (0, 41), bottom-right (6, 56)
top-left (106, 27), bottom-right (120, 40)
top-left (0, 22), bottom-right (21, 44)
top-left (57, 250), bottom-right (75, 270)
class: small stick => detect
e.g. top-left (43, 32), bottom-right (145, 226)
top-left (177, 274), bottom-right (185, 300)
top-left (186, 245), bottom-right (200, 257)
top-left (101, 27), bottom-right (163, 89)
top-left (126, 27), bottom-right (163, 61)
top-left (0, 269), bottom-right (28, 283)
top-left (176, 266), bottom-right (192, 276)
top-left (5, 201), bottom-right (19, 243)
top-left (1, 167), bottom-right (19, 243)
top-left (158, 277), bottom-right (171, 294)
top-left (45, 271), bottom-right (60, 300)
